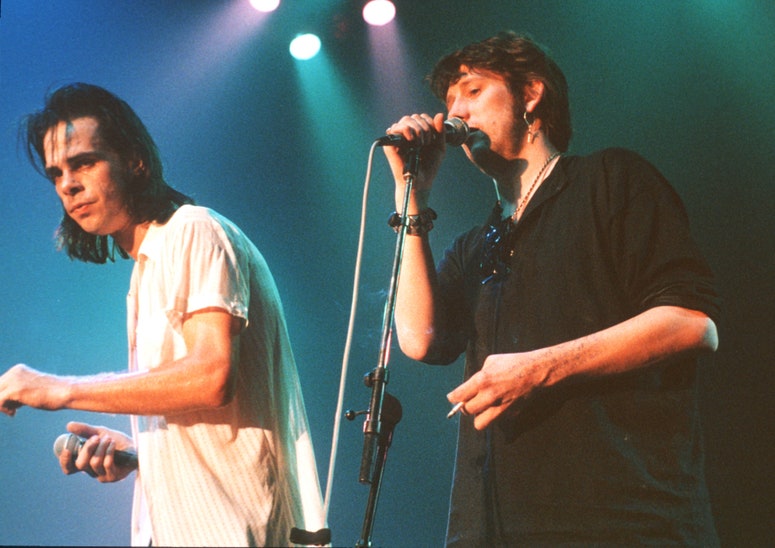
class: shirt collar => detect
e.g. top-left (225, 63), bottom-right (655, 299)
top-left (136, 220), bottom-right (164, 263)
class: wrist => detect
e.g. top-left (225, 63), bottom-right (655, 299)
top-left (395, 188), bottom-right (431, 216)
top-left (388, 208), bottom-right (437, 236)
top-left (56, 375), bottom-right (76, 410)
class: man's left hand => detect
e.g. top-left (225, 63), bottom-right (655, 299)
top-left (447, 350), bottom-right (550, 430)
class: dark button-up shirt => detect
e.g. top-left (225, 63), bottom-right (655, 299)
top-left (428, 149), bottom-right (720, 546)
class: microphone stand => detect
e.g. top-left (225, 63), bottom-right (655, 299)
top-left (355, 147), bottom-right (420, 548)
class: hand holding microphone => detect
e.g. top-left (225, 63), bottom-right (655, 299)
top-left (377, 116), bottom-right (469, 147)
top-left (53, 423), bottom-right (137, 482)
top-left (380, 113), bottom-right (466, 198)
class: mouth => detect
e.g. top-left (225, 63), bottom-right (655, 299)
top-left (69, 201), bottom-right (94, 216)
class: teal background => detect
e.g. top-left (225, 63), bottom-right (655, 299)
top-left (1, 1), bottom-right (773, 545)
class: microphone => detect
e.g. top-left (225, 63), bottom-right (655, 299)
top-left (376, 117), bottom-right (469, 147)
top-left (53, 433), bottom-right (138, 469)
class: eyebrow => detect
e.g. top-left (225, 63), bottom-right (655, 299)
top-left (446, 73), bottom-right (483, 104)
top-left (44, 151), bottom-right (101, 180)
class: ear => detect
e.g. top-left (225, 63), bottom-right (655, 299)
top-left (129, 158), bottom-right (145, 177)
top-left (523, 80), bottom-right (546, 114)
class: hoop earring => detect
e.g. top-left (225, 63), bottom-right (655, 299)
top-left (523, 111), bottom-right (535, 144)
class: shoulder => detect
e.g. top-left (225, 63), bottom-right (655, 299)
top-left (149, 205), bottom-right (240, 252)
top-left (163, 205), bottom-right (238, 235)
top-left (565, 148), bottom-right (662, 178)
top-left (564, 148), bottom-right (676, 196)
top-left (556, 149), bottom-right (687, 223)
top-left (166, 204), bottom-right (219, 226)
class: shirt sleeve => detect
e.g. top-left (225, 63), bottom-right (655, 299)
top-left (604, 149), bottom-right (721, 325)
top-left (422, 225), bottom-right (485, 365)
top-left (164, 212), bottom-right (250, 326)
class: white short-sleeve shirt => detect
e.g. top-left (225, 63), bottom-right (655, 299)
top-left (126, 205), bottom-right (324, 546)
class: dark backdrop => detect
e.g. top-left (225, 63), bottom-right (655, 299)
top-left (1, 1), bottom-right (773, 545)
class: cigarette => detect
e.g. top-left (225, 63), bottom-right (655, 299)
top-left (446, 401), bottom-right (465, 419)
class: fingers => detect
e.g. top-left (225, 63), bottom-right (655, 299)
top-left (385, 113), bottom-right (444, 147)
top-left (472, 402), bottom-right (510, 431)
top-left (66, 420), bottom-right (98, 438)
top-left (90, 436), bottom-right (121, 481)
top-left (58, 444), bottom-right (79, 475)
top-left (447, 367), bottom-right (510, 430)
top-left (57, 422), bottom-right (134, 482)
top-left (1, 401), bottom-right (20, 417)
top-left (1, 365), bottom-right (24, 416)
top-left (447, 390), bottom-right (498, 419)
top-left (61, 433), bottom-right (118, 481)
top-left (447, 392), bottom-right (509, 430)
top-left (84, 435), bottom-right (111, 478)
top-left (383, 112), bottom-right (448, 196)
top-left (93, 440), bottom-right (122, 482)
top-left (447, 376), bottom-right (479, 413)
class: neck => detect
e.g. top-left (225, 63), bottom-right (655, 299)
top-left (112, 221), bottom-right (150, 260)
top-left (495, 137), bottom-right (560, 219)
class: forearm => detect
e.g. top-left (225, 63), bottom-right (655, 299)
top-left (64, 309), bottom-right (239, 415)
top-left (63, 355), bottom-right (234, 415)
top-left (385, 114), bottom-right (448, 359)
top-left (2, 311), bottom-right (238, 417)
top-left (538, 305), bottom-right (718, 390)
top-left (394, 229), bottom-right (447, 360)
top-left (450, 305), bottom-right (718, 430)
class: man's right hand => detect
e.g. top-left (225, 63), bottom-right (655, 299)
top-left (382, 112), bottom-right (447, 212)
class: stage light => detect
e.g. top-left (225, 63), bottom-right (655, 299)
top-left (362, 0), bottom-right (395, 26)
top-left (290, 33), bottom-right (321, 60)
top-left (248, 0), bottom-right (280, 12)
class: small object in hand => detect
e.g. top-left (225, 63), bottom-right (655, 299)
top-left (447, 401), bottom-right (465, 419)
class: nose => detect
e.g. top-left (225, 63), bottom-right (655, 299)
top-left (58, 170), bottom-right (83, 197)
top-left (57, 170), bottom-right (83, 195)
top-left (447, 99), bottom-right (468, 123)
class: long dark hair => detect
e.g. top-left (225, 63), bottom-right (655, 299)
top-left (22, 83), bottom-right (194, 263)
top-left (429, 32), bottom-right (572, 152)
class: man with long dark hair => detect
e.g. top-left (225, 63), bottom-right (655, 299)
top-left (0, 83), bottom-right (324, 546)
top-left (382, 32), bottom-right (720, 545)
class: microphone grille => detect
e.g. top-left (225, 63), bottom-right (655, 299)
top-left (52, 433), bottom-right (80, 457)
top-left (53, 433), bottom-right (68, 457)
top-left (445, 117), bottom-right (469, 146)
